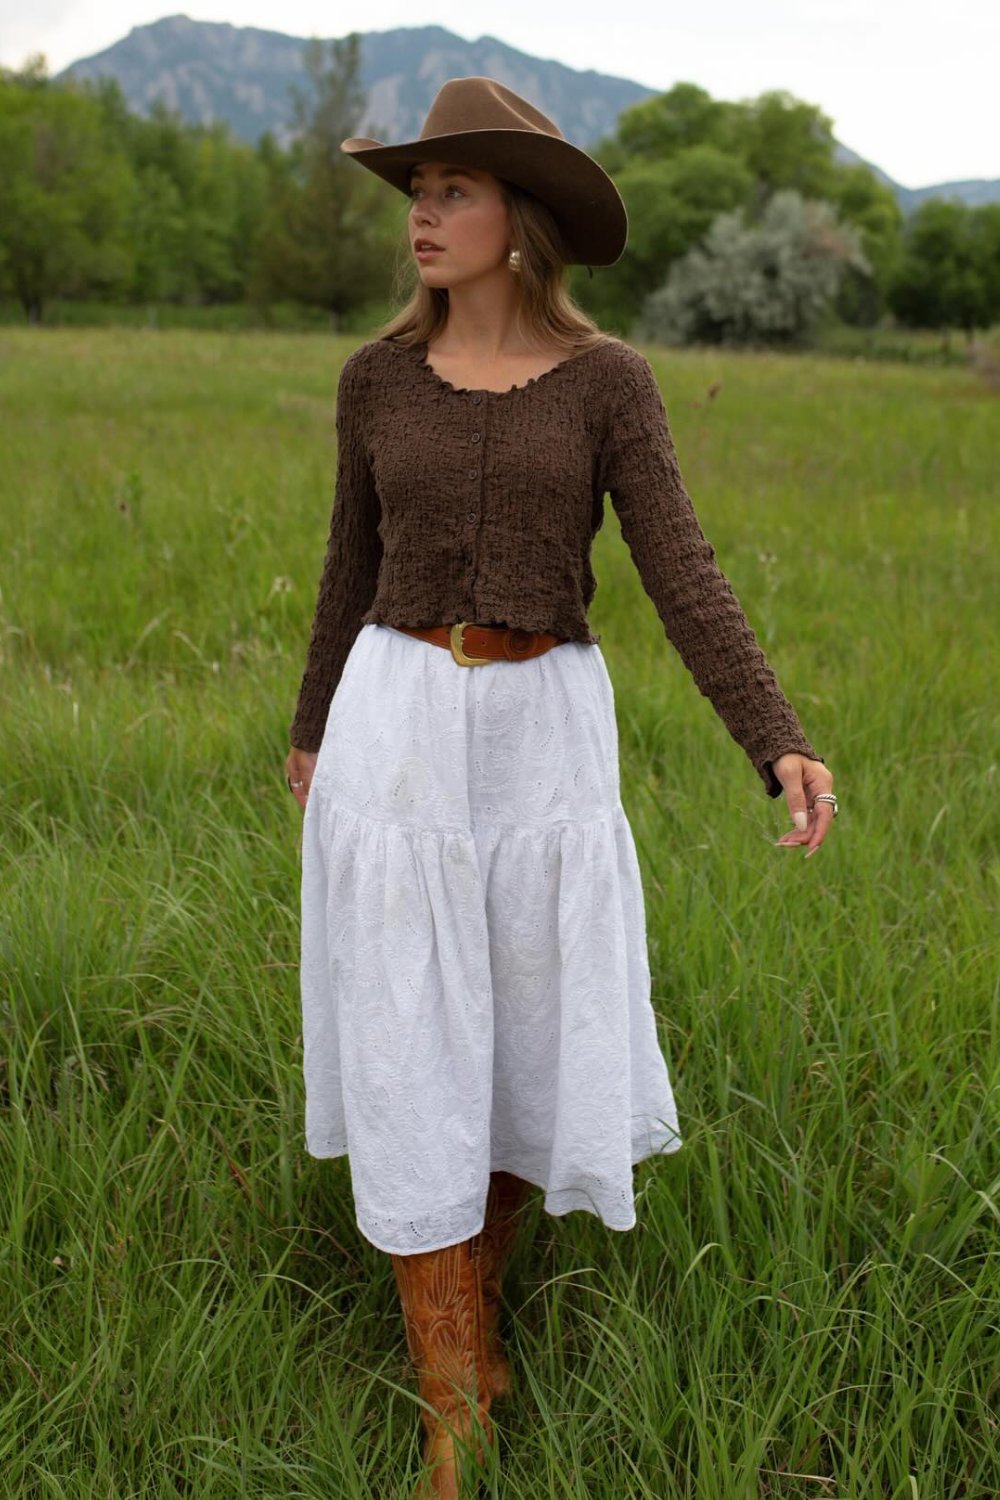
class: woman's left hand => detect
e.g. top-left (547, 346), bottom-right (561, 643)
top-left (771, 753), bottom-right (837, 859)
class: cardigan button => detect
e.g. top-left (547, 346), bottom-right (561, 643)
top-left (472, 395), bottom-right (482, 404)
top-left (471, 431), bottom-right (481, 442)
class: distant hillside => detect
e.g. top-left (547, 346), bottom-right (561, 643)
top-left (56, 15), bottom-right (999, 211)
top-left (56, 15), bottom-right (650, 152)
top-left (834, 142), bottom-right (999, 212)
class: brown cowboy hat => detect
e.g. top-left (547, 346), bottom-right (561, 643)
top-left (340, 76), bottom-right (628, 267)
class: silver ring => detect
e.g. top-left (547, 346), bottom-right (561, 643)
top-left (813, 793), bottom-right (838, 817)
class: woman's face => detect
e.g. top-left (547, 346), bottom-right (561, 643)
top-left (407, 160), bottom-right (511, 285)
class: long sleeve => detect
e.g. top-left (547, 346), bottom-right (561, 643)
top-left (598, 350), bottom-right (822, 798)
top-left (288, 351), bottom-right (383, 751)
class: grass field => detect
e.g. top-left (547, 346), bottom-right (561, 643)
top-left (1, 326), bottom-right (998, 1498)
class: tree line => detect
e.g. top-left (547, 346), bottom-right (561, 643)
top-left (1, 39), bottom-right (997, 344)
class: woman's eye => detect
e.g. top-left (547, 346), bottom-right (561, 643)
top-left (409, 186), bottom-right (462, 199)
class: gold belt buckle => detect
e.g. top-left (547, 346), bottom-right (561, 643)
top-left (449, 621), bottom-right (491, 666)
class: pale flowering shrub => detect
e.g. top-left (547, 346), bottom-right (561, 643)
top-left (637, 189), bottom-right (871, 348)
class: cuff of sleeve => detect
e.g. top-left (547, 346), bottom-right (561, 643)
top-left (289, 725), bottom-right (322, 754)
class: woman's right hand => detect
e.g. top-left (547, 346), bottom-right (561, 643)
top-left (285, 746), bottom-right (318, 811)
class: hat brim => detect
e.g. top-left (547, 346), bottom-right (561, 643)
top-left (340, 128), bottom-right (628, 267)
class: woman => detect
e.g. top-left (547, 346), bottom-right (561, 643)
top-left (284, 77), bottom-right (837, 1499)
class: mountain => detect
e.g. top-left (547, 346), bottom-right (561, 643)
top-left (833, 142), bottom-right (999, 212)
top-left (56, 15), bottom-right (649, 152)
top-left (55, 15), bottom-right (999, 210)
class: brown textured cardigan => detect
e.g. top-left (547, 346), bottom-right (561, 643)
top-left (289, 334), bottom-right (823, 797)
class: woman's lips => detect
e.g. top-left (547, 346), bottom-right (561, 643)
top-left (415, 245), bottom-right (444, 259)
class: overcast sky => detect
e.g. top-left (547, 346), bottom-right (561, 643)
top-left (3, 0), bottom-right (997, 189)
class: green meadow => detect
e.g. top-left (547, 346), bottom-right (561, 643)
top-left (1, 326), bottom-right (998, 1498)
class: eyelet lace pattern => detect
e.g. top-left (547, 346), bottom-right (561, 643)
top-left (300, 623), bottom-right (683, 1255)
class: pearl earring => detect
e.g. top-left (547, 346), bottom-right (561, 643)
top-left (508, 249), bottom-right (522, 272)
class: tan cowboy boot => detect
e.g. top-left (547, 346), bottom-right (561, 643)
top-left (391, 1235), bottom-right (495, 1499)
top-left (471, 1171), bottom-right (533, 1399)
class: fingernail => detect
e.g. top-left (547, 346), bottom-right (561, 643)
top-left (793, 811), bottom-right (808, 831)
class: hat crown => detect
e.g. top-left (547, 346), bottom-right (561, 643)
top-left (417, 76), bottom-right (565, 145)
top-left (339, 75), bottom-right (627, 266)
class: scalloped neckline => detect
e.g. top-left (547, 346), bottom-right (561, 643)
top-left (405, 337), bottom-right (609, 397)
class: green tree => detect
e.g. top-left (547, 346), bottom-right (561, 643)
top-left (587, 147), bottom-right (753, 329)
top-left (126, 163), bottom-right (187, 302)
top-left (737, 90), bottom-right (839, 210)
top-left (251, 32), bottom-right (391, 327)
top-left (889, 199), bottom-right (1000, 338)
top-left (587, 83), bottom-right (861, 336)
top-left (114, 99), bottom-right (207, 304)
top-left (970, 204), bottom-right (1000, 320)
top-left (183, 124), bottom-right (266, 303)
top-left (827, 162), bottom-right (904, 325)
top-left (609, 82), bottom-right (738, 164)
top-left (0, 52), bottom-right (50, 90)
top-left (83, 85), bottom-right (269, 307)
top-left (0, 73), bottom-right (133, 320)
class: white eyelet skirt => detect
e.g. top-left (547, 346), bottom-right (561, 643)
top-left (299, 622), bottom-right (682, 1255)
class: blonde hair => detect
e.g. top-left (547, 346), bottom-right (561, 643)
top-left (371, 177), bottom-right (613, 357)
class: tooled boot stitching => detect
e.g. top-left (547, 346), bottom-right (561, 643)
top-left (391, 1236), bottom-right (495, 1498)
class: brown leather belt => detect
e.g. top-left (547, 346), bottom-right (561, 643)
top-left (394, 620), bottom-right (566, 665)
